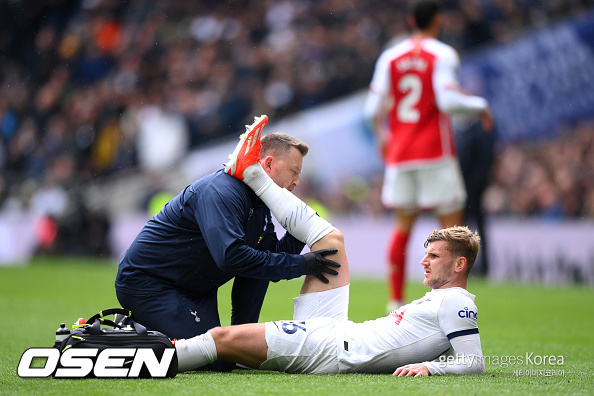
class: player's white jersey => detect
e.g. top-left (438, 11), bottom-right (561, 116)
top-left (335, 287), bottom-right (478, 373)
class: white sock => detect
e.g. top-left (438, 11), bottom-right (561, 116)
top-left (175, 331), bottom-right (218, 372)
top-left (242, 163), bottom-right (335, 247)
top-left (242, 162), bottom-right (272, 196)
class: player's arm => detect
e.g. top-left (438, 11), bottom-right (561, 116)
top-left (393, 333), bottom-right (484, 376)
top-left (394, 293), bottom-right (485, 376)
top-left (433, 47), bottom-right (492, 131)
top-left (363, 52), bottom-right (390, 131)
top-left (429, 293), bottom-right (484, 375)
top-left (364, 52), bottom-right (392, 158)
top-left (426, 333), bottom-right (484, 375)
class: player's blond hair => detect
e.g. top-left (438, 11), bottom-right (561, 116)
top-left (261, 132), bottom-right (309, 157)
top-left (424, 226), bottom-right (481, 275)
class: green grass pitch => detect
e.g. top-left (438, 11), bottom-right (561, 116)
top-left (0, 256), bottom-right (592, 395)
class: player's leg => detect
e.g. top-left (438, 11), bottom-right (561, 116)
top-left (437, 208), bottom-right (463, 228)
top-left (240, 162), bottom-right (348, 293)
top-left (224, 115), bottom-right (348, 292)
top-left (243, 164), bottom-right (335, 248)
top-left (225, 115), bottom-right (334, 248)
top-left (239, 161), bottom-right (350, 293)
top-left (298, 229), bottom-right (350, 294)
top-left (429, 159), bottom-right (466, 229)
top-left (175, 323), bottom-right (267, 372)
top-left (386, 210), bottom-right (417, 311)
top-left (209, 323), bottom-right (268, 368)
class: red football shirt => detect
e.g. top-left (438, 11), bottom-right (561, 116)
top-left (369, 38), bottom-right (462, 167)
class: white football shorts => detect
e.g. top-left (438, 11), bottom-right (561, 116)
top-left (260, 284), bottom-right (349, 374)
top-left (381, 158), bottom-right (466, 215)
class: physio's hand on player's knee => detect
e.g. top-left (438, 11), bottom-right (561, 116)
top-left (303, 249), bottom-right (340, 283)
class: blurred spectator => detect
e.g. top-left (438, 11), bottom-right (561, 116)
top-left (142, 170), bottom-right (175, 218)
top-left (484, 121), bottom-right (594, 219)
top-left (134, 99), bottom-right (190, 172)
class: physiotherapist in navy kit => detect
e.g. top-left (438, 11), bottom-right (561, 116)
top-left (115, 116), bottom-right (340, 371)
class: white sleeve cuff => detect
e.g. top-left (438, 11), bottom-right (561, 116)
top-left (423, 333), bottom-right (485, 375)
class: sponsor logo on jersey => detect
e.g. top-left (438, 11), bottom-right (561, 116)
top-left (389, 308), bottom-right (407, 325)
top-left (458, 307), bottom-right (478, 319)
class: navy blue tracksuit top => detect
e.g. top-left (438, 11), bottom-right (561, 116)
top-left (115, 170), bottom-right (306, 298)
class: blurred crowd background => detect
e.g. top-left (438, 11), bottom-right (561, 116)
top-left (0, 0), bottom-right (593, 256)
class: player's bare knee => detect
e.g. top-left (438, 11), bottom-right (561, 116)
top-left (311, 229), bottom-right (343, 252)
top-left (326, 229), bottom-right (345, 250)
top-left (207, 326), bottom-right (226, 343)
top-left (208, 326), bottom-right (237, 356)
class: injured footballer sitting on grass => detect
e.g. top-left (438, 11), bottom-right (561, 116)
top-left (172, 115), bottom-right (485, 376)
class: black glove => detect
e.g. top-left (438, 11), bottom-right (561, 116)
top-left (303, 248), bottom-right (341, 284)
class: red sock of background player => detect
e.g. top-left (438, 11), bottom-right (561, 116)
top-left (387, 230), bottom-right (409, 310)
